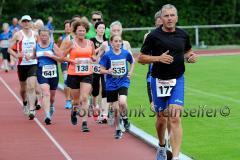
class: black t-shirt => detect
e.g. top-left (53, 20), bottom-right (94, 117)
top-left (141, 26), bottom-right (192, 80)
top-left (90, 37), bottom-right (107, 55)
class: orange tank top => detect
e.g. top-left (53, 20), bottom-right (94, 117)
top-left (68, 39), bottom-right (93, 76)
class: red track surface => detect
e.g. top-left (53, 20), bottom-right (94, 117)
top-left (0, 70), bottom-right (156, 160)
top-left (194, 48), bottom-right (240, 55)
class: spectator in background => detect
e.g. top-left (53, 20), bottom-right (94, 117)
top-left (86, 11), bottom-right (110, 40)
top-left (0, 23), bottom-right (12, 72)
top-left (72, 15), bottom-right (82, 21)
top-left (46, 16), bottom-right (54, 41)
top-left (9, 17), bottom-right (20, 35)
top-left (46, 16), bottom-right (54, 31)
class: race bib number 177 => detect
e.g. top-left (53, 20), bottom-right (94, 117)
top-left (156, 79), bottom-right (176, 97)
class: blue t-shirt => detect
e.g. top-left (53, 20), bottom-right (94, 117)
top-left (99, 49), bottom-right (134, 91)
top-left (36, 42), bottom-right (57, 67)
top-left (146, 63), bottom-right (152, 82)
top-left (9, 25), bottom-right (20, 34)
top-left (0, 31), bottom-right (12, 40)
top-left (0, 31), bottom-right (12, 48)
top-left (46, 22), bottom-right (54, 31)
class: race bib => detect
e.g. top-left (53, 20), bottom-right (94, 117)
top-left (75, 58), bottom-right (91, 74)
top-left (92, 63), bottom-right (101, 74)
top-left (0, 40), bottom-right (9, 48)
top-left (111, 59), bottom-right (126, 76)
top-left (156, 79), bottom-right (176, 97)
top-left (42, 64), bottom-right (57, 78)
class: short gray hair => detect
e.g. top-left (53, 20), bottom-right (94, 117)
top-left (38, 27), bottom-right (51, 36)
top-left (161, 4), bottom-right (178, 16)
top-left (154, 10), bottom-right (161, 20)
top-left (110, 21), bottom-right (122, 30)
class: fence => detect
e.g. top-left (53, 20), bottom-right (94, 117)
top-left (54, 24), bottom-right (240, 48)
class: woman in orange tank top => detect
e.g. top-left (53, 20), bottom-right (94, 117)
top-left (62, 19), bottom-right (95, 132)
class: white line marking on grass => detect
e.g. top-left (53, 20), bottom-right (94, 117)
top-left (187, 87), bottom-right (240, 104)
top-left (0, 76), bottom-right (73, 160)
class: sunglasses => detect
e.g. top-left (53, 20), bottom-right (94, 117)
top-left (92, 18), bottom-right (101, 22)
top-left (22, 20), bottom-right (30, 22)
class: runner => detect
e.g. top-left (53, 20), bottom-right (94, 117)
top-left (57, 20), bottom-right (72, 109)
top-left (31, 28), bottom-right (62, 125)
top-left (61, 19), bottom-right (95, 132)
top-left (98, 21), bottom-right (133, 57)
top-left (90, 21), bottom-right (108, 123)
top-left (86, 11), bottom-right (110, 40)
top-left (32, 18), bottom-right (45, 110)
top-left (97, 20), bottom-right (133, 130)
top-left (9, 17), bottom-right (20, 35)
top-left (99, 35), bottom-right (134, 139)
top-left (138, 4), bottom-right (197, 160)
top-left (8, 15), bottom-right (38, 119)
top-left (144, 10), bottom-right (163, 110)
top-left (0, 23), bottom-right (12, 72)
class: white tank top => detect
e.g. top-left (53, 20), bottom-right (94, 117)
top-left (18, 30), bottom-right (37, 65)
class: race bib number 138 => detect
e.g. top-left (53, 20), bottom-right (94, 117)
top-left (75, 58), bottom-right (91, 74)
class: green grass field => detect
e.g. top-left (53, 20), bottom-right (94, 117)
top-left (128, 55), bottom-right (240, 160)
top-left (59, 54), bottom-right (240, 159)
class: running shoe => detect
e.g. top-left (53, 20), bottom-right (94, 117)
top-left (35, 99), bottom-right (41, 110)
top-left (119, 118), bottom-right (126, 132)
top-left (64, 100), bottom-right (72, 109)
top-left (28, 109), bottom-right (35, 120)
top-left (155, 146), bottom-right (167, 160)
top-left (166, 150), bottom-right (173, 160)
top-left (71, 107), bottom-right (78, 125)
top-left (97, 114), bottom-right (108, 124)
top-left (22, 101), bottom-right (29, 116)
top-left (122, 117), bottom-right (130, 131)
top-left (81, 121), bottom-right (90, 132)
top-left (50, 105), bottom-right (55, 117)
top-left (107, 108), bottom-right (114, 126)
top-left (45, 117), bottom-right (51, 125)
top-left (93, 110), bottom-right (99, 121)
top-left (114, 130), bottom-right (123, 139)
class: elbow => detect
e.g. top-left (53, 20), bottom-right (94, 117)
top-left (137, 55), bottom-right (145, 64)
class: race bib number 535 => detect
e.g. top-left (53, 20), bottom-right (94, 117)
top-left (42, 64), bottom-right (57, 78)
top-left (156, 79), bottom-right (176, 97)
top-left (111, 59), bottom-right (126, 76)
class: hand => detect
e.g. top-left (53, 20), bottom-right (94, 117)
top-left (17, 51), bottom-right (24, 58)
top-left (157, 50), bottom-right (174, 64)
top-left (25, 54), bottom-right (31, 61)
top-left (127, 72), bottom-right (132, 79)
top-left (91, 57), bottom-right (96, 62)
top-left (43, 52), bottom-right (52, 58)
top-left (186, 52), bottom-right (197, 63)
top-left (107, 68), bottom-right (113, 75)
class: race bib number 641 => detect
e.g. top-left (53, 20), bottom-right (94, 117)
top-left (156, 79), bottom-right (176, 97)
top-left (42, 64), bottom-right (57, 78)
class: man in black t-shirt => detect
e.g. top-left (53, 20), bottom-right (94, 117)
top-left (138, 4), bottom-right (197, 160)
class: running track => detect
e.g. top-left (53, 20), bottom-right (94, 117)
top-left (1, 49), bottom-right (239, 160)
top-left (0, 70), bottom-right (156, 160)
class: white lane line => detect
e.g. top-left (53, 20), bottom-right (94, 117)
top-left (187, 87), bottom-right (240, 104)
top-left (0, 76), bottom-right (73, 160)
